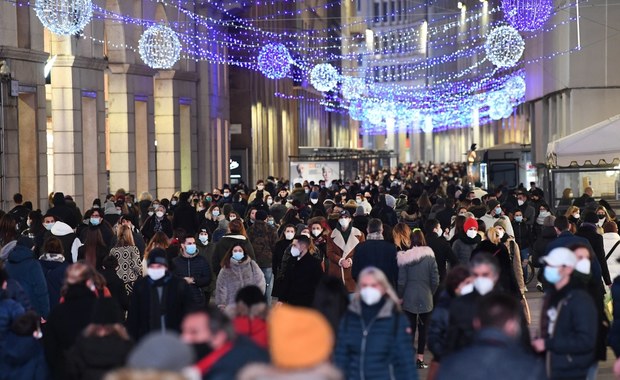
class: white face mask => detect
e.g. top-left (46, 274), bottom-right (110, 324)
top-left (212, 210), bottom-right (220, 217)
top-left (460, 283), bottom-right (474, 296)
top-left (285, 232), bottom-right (295, 240)
top-left (312, 229), bottom-right (322, 237)
top-left (573, 213), bottom-right (581, 220)
top-left (360, 286), bottom-right (382, 305)
top-left (267, 199), bottom-right (273, 205)
top-left (148, 211), bottom-right (154, 217)
top-left (496, 230), bottom-right (505, 239)
top-left (517, 200), bottom-right (525, 206)
top-left (575, 258), bottom-right (591, 275)
top-left (473, 277), bottom-right (494, 296)
top-left (435, 228), bottom-right (442, 237)
top-left (257, 185), bottom-right (264, 191)
top-left (155, 211), bottom-right (164, 218)
top-left (147, 267), bottom-right (166, 281)
top-left (310, 198), bottom-right (318, 204)
top-left (290, 246), bottom-right (301, 257)
top-left (466, 229), bottom-right (478, 239)
top-left (339, 218), bottom-right (351, 229)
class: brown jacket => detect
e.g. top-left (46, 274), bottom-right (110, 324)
top-left (326, 227), bottom-right (365, 292)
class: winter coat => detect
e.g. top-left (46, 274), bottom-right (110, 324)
top-left (279, 253), bottom-right (324, 307)
top-left (38, 256), bottom-right (69, 310)
top-left (542, 284), bottom-right (597, 380)
top-left (43, 285), bottom-right (97, 380)
top-left (100, 268), bottom-right (129, 313)
top-left (397, 246), bottom-right (439, 314)
top-left (271, 238), bottom-right (292, 298)
top-left (247, 221), bottom-right (278, 268)
top-left (212, 235), bottom-right (256, 275)
top-left (0, 294), bottom-right (24, 342)
top-left (172, 255), bottom-right (211, 306)
top-left (604, 232), bottom-right (620, 280)
top-left (609, 276), bottom-right (620, 356)
top-left (126, 273), bottom-right (192, 341)
top-left (109, 245), bottom-right (142, 292)
top-left (172, 201), bottom-right (198, 236)
top-left (512, 220), bottom-right (532, 251)
top-left (140, 215), bottom-right (173, 241)
top-left (427, 291), bottom-right (453, 362)
top-left (5, 244), bottom-right (50, 318)
top-left (65, 335), bottom-right (133, 380)
top-left (472, 240), bottom-right (521, 298)
top-left (351, 240), bottom-right (398, 289)
top-left (48, 194), bottom-right (79, 229)
top-left (437, 328), bottom-right (545, 380)
top-left (0, 333), bottom-right (50, 380)
top-left (51, 221), bottom-right (82, 263)
top-left (425, 234), bottom-right (458, 283)
top-left (197, 336), bottom-right (269, 380)
top-left (451, 234), bottom-right (480, 265)
top-left (215, 258), bottom-right (265, 307)
top-left (326, 227), bottom-right (365, 292)
top-left (532, 226), bottom-right (557, 267)
top-left (233, 301), bottom-right (268, 348)
top-left (238, 363), bottom-right (342, 380)
top-left (505, 238), bottom-right (526, 296)
top-left (334, 298), bottom-right (416, 380)
top-left (576, 224), bottom-right (612, 285)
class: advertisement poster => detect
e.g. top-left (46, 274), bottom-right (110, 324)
top-left (289, 161), bottom-right (340, 186)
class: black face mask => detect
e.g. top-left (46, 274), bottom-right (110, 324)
top-left (192, 343), bottom-right (213, 360)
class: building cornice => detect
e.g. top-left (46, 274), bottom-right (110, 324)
top-left (0, 46), bottom-right (49, 63)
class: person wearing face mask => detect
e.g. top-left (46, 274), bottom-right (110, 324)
top-left (200, 205), bottom-right (222, 235)
top-left (575, 211), bottom-right (612, 286)
top-left (493, 220), bottom-right (527, 297)
top-left (211, 219), bottom-right (256, 276)
top-left (532, 248), bottom-right (597, 380)
top-left (247, 180), bottom-right (266, 205)
top-left (307, 191), bottom-right (326, 218)
top-left (452, 218), bottom-right (481, 265)
top-left (271, 225), bottom-right (297, 300)
top-left (438, 294), bottom-right (546, 380)
top-left (247, 210), bottom-right (278, 305)
top-left (308, 218), bottom-right (330, 271)
top-left (595, 206), bottom-right (611, 228)
top-left (127, 248), bottom-right (192, 341)
top-left (172, 235), bottom-right (211, 307)
top-left (511, 210), bottom-right (533, 281)
top-left (278, 235), bottom-right (324, 307)
top-left (217, 188), bottom-right (233, 207)
top-left (140, 204), bottom-right (173, 241)
top-left (351, 218), bottom-right (398, 289)
top-left (427, 266), bottom-right (472, 377)
top-left (565, 205), bottom-right (582, 229)
top-left (515, 192), bottom-right (536, 228)
top-left (326, 210), bottom-right (365, 293)
top-left (424, 219), bottom-right (458, 288)
top-left (334, 267), bottom-right (416, 380)
top-left (215, 244), bottom-right (266, 312)
top-left (480, 200), bottom-right (515, 239)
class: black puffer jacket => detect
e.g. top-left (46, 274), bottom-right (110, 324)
top-left (172, 255), bottom-right (211, 306)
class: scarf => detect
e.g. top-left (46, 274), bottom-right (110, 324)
top-left (39, 253), bottom-right (65, 263)
top-left (367, 232), bottom-right (384, 240)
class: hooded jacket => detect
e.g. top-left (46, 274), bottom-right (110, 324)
top-left (5, 243), bottom-right (50, 318)
top-left (0, 332), bottom-right (50, 380)
top-left (397, 246), bottom-right (439, 314)
top-left (48, 193), bottom-right (79, 229)
top-left (51, 221), bottom-right (82, 263)
top-left (39, 255), bottom-right (69, 310)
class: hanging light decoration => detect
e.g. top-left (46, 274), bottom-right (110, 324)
top-left (363, 98), bottom-right (384, 125)
top-left (504, 75), bottom-right (526, 99)
top-left (348, 100), bottom-right (364, 121)
top-left (257, 43), bottom-right (292, 79)
top-left (310, 63), bottom-right (339, 92)
top-left (341, 76), bottom-right (366, 99)
top-left (485, 26), bottom-right (525, 68)
top-left (35, 0), bottom-right (93, 36)
top-left (502, 0), bottom-right (553, 32)
top-left (487, 91), bottom-right (513, 120)
top-left (138, 24), bottom-right (182, 69)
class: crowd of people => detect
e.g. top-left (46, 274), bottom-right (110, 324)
top-left (0, 162), bottom-right (620, 379)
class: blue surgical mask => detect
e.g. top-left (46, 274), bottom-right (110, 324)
top-left (199, 235), bottom-right (209, 244)
top-left (268, 220), bottom-right (274, 226)
top-left (232, 251), bottom-right (244, 261)
top-left (90, 217), bottom-right (101, 226)
top-left (185, 244), bottom-right (197, 255)
top-left (495, 207), bottom-right (502, 215)
top-left (544, 266), bottom-right (562, 284)
top-left (515, 216), bottom-right (523, 223)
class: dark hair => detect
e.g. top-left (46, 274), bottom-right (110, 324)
top-left (424, 219), bottom-right (440, 235)
top-left (221, 244), bottom-right (247, 269)
top-left (11, 311), bottom-right (40, 336)
top-left (13, 193), bottom-right (23, 204)
top-left (476, 293), bottom-right (521, 330)
top-left (102, 254), bottom-right (119, 270)
top-left (411, 229), bottom-right (427, 247)
top-left (294, 234), bottom-right (311, 247)
top-left (186, 305), bottom-right (235, 340)
top-left (445, 266), bottom-right (471, 297)
top-left (554, 216), bottom-right (570, 232)
top-left (0, 267), bottom-right (8, 287)
top-left (470, 252), bottom-right (500, 277)
top-left (0, 214), bottom-right (17, 245)
top-left (43, 237), bottom-right (64, 255)
top-left (312, 276), bottom-right (349, 334)
top-left (83, 228), bottom-right (106, 268)
top-left (27, 210), bottom-right (44, 234)
top-left (367, 218), bottom-right (383, 234)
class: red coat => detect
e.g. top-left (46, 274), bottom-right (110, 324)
top-left (233, 316), bottom-right (268, 348)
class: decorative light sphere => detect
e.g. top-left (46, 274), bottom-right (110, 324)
top-left (257, 43), bottom-right (292, 79)
top-left (487, 90), bottom-right (512, 120)
top-left (348, 100), bottom-right (364, 121)
top-left (139, 25), bottom-right (182, 69)
top-left (310, 63), bottom-right (339, 92)
top-left (363, 99), bottom-right (384, 125)
top-left (485, 26), bottom-right (525, 68)
top-left (504, 75), bottom-right (526, 99)
top-left (341, 76), bottom-right (366, 99)
top-left (35, 0), bottom-right (93, 36)
top-left (502, 0), bottom-right (553, 32)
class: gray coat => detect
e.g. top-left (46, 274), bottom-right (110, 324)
top-left (397, 246), bottom-right (439, 314)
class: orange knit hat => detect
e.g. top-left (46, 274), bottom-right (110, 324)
top-left (268, 304), bottom-right (334, 369)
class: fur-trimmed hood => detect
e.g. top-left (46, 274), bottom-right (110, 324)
top-left (397, 246), bottom-right (434, 267)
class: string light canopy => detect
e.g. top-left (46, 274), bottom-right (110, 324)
top-left (35, 0), bottom-right (93, 36)
top-left (257, 43), bottom-right (293, 79)
top-left (502, 0), bottom-right (553, 32)
top-left (485, 25), bottom-right (525, 68)
top-left (310, 63), bottom-right (339, 92)
top-left (138, 24), bottom-right (182, 69)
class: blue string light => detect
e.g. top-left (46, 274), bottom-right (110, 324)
top-left (35, 0), bottom-right (93, 36)
top-left (310, 63), bottom-right (339, 92)
top-left (485, 25), bottom-right (525, 68)
top-left (257, 43), bottom-right (293, 79)
top-left (502, 0), bottom-right (553, 32)
top-left (138, 24), bottom-right (182, 69)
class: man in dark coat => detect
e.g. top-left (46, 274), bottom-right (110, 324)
top-left (545, 216), bottom-right (592, 256)
top-left (173, 192), bottom-right (199, 236)
top-left (172, 235), bottom-right (211, 307)
top-left (278, 235), bottom-right (324, 307)
top-left (424, 219), bottom-right (459, 284)
top-left (576, 212), bottom-right (612, 286)
top-left (351, 218), bottom-right (398, 288)
top-left (126, 248), bottom-right (193, 341)
top-left (438, 293), bottom-right (545, 380)
top-left (47, 192), bottom-right (79, 229)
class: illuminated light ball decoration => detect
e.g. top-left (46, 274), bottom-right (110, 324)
top-left (422, 115), bottom-right (435, 133)
top-left (485, 26), bottom-right (525, 68)
top-left (348, 100), bottom-right (364, 121)
top-left (139, 24), bottom-right (182, 69)
top-left (487, 91), bottom-right (513, 120)
top-left (310, 63), bottom-right (339, 92)
top-left (504, 75), bottom-right (526, 99)
top-left (257, 43), bottom-right (292, 79)
top-left (363, 99), bottom-right (384, 125)
top-left (502, 0), bottom-right (553, 32)
top-left (341, 76), bottom-right (366, 99)
top-left (35, 0), bottom-right (93, 36)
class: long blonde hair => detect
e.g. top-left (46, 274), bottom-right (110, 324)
top-left (116, 225), bottom-right (135, 247)
top-left (486, 227), bottom-right (500, 245)
top-left (356, 267), bottom-right (401, 311)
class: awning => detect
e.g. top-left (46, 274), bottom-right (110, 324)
top-left (547, 114), bottom-right (620, 167)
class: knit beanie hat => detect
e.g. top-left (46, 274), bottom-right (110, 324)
top-left (128, 332), bottom-right (194, 371)
top-left (268, 305), bottom-right (334, 370)
top-left (463, 218), bottom-right (478, 232)
top-left (147, 248), bottom-right (168, 267)
top-left (493, 219), bottom-right (508, 231)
